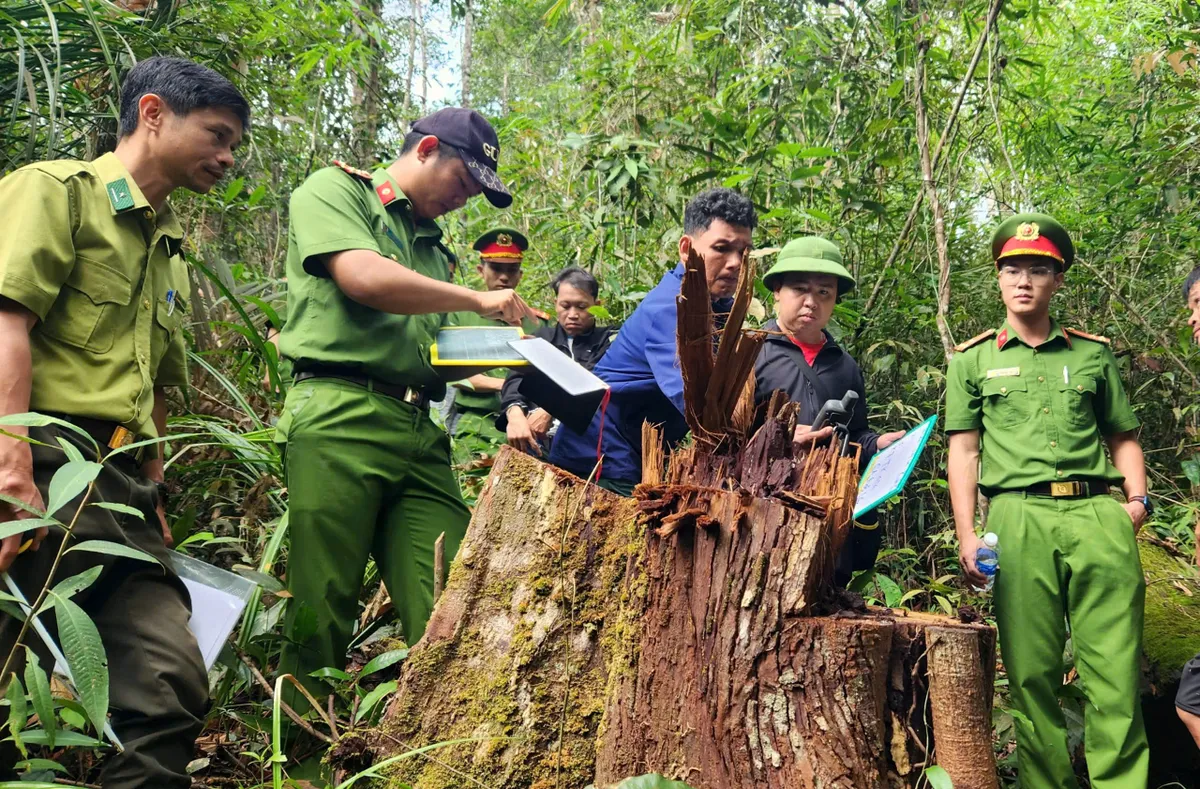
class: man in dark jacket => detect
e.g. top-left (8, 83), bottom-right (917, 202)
top-left (755, 236), bottom-right (904, 585)
top-left (498, 266), bottom-right (617, 454)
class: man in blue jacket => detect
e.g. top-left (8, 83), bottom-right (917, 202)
top-left (548, 188), bottom-right (756, 495)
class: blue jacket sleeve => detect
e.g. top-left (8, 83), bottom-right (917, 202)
top-left (645, 302), bottom-right (686, 415)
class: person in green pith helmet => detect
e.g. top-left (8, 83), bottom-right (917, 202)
top-left (946, 212), bottom-right (1150, 788)
top-left (444, 227), bottom-right (548, 465)
top-left (754, 236), bottom-right (905, 587)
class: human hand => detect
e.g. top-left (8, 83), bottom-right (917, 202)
top-left (0, 457), bottom-right (47, 572)
top-left (476, 289), bottom-right (536, 326)
top-left (506, 409), bottom-right (540, 455)
top-left (1123, 499), bottom-right (1147, 533)
top-left (792, 424), bottom-right (834, 452)
top-left (527, 409), bottom-right (553, 438)
top-left (958, 532), bottom-right (988, 589)
top-left (877, 430), bottom-right (906, 450)
top-left (156, 500), bottom-right (173, 547)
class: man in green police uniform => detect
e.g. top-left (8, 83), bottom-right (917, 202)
top-left (276, 109), bottom-right (535, 706)
top-left (946, 213), bottom-right (1150, 788)
top-left (0, 58), bottom-right (249, 787)
top-left (446, 227), bottom-right (546, 463)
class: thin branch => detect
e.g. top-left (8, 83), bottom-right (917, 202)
top-left (1073, 258), bottom-right (1200, 388)
top-left (855, 0), bottom-right (1007, 345)
top-left (235, 649), bottom-right (335, 745)
top-left (914, 37), bottom-right (956, 362)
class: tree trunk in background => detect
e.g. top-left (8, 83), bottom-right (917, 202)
top-left (350, 0), bottom-right (383, 163)
top-left (461, 0), bottom-right (474, 107)
top-left (402, 0), bottom-right (418, 117)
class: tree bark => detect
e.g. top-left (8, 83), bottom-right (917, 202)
top-left (461, 0), bottom-right (474, 107)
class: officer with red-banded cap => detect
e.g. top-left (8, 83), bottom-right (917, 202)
top-left (945, 213), bottom-right (1150, 787)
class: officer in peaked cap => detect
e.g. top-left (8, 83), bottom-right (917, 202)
top-left (945, 212), bottom-right (1150, 788)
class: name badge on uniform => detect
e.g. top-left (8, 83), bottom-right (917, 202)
top-left (166, 289), bottom-right (176, 316)
top-left (986, 367), bottom-right (1020, 379)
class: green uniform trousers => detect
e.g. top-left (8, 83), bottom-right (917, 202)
top-left (0, 425), bottom-right (208, 788)
top-left (276, 379), bottom-right (468, 703)
top-left (990, 493), bottom-right (1149, 789)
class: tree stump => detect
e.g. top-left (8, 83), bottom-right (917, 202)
top-left (376, 249), bottom-right (997, 788)
top-left (376, 447), bottom-right (996, 789)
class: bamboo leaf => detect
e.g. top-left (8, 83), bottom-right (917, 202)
top-left (23, 651), bottom-right (55, 749)
top-left (66, 540), bottom-right (161, 566)
top-left (52, 592), bottom-right (109, 736)
top-left (46, 461), bottom-right (102, 517)
top-left (90, 502), bottom-right (145, 520)
top-left (40, 566), bottom-right (103, 614)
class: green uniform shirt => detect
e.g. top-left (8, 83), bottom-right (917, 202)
top-left (447, 310), bottom-right (545, 413)
top-left (945, 319), bottom-right (1139, 491)
top-left (0, 153), bottom-right (190, 439)
top-left (280, 165), bottom-right (455, 397)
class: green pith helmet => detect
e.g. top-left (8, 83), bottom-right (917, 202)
top-left (762, 236), bottom-right (856, 296)
top-left (990, 212), bottom-right (1075, 271)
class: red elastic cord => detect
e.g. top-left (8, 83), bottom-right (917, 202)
top-left (594, 388), bottom-right (612, 481)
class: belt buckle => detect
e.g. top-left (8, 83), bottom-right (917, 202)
top-left (402, 388), bottom-right (420, 405)
top-left (1050, 481), bottom-right (1082, 497)
top-left (108, 426), bottom-right (135, 451)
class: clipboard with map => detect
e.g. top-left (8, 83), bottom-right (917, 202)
top-left (852, 414), bottom-right (937, 520)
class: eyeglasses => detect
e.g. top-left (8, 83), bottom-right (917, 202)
top-left (998, 264), bottom-right (1056, 282)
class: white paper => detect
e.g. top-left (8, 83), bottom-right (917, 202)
top-left (181, 577), bottom-right (250, 669)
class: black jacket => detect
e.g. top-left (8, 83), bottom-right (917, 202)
top-left (496, 322), bottom-right (618, 431)
top-left (753, 319), bottom-right (880, 466)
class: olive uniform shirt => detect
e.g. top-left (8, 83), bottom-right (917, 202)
top-left (0, 153), bottom-right (190, 439)
top-left (944, 320), bottom-right (1139, 492)
top-left (280, 165), bottom-right (456, 399)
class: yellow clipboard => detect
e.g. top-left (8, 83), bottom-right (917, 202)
top-left (430, 326), bottom-right (531, 368)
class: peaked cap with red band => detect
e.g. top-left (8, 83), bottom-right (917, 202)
top-left (473, 227), bottom-right (528, 263)
top-left (990, 212), bottom-right (1076, 271)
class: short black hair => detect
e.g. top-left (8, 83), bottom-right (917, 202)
top-left (551, 266), bottom-right (599, 300)
top-left (399, 131), bottom-right (464, 162)
top-left (1185, 266), bottom-right (1200, 303)
top-left (119, 57), bottom-right (250, 138)
top-left (683, 187), bottom-right (757, 236)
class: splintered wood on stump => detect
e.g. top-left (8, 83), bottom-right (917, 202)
top-left (373, 246), bottom-right (997, 789)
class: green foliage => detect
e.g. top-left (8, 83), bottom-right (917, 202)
top-left (604, 775), bottom-right (697, 789)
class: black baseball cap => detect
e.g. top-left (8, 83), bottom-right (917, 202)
top-left (411, 107), bottom-right (512, 209)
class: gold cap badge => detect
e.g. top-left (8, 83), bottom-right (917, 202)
top-left (496, 233), bottom-right (513, 247)
top-left (1015, 222), bottom-right (1040, 241)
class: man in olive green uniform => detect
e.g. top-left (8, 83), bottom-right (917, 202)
top-left (0, 58), bottom-right (249, 787)
top-left (277, 109), bottom-right (535, 706)
top-left (946, 213), bottom-right (1150, 788)
top-left (446, 227), bottom-right (546, 463)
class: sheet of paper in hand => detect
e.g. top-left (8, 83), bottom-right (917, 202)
top-left (507, 337), bottom-right (610, 433)
top-left (852, 414), bottom-right (937, 520)
top-left (169, 552), bottom-right (257, 670)
top-left (431, 326), bottom-right (530, 367)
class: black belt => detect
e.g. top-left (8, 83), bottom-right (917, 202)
top-left (294, 367), bottom-right (432, 409)
top-left (43, 413), bottom-right (148, 465)
top-left (996, 479), bottom-right (1110, 499)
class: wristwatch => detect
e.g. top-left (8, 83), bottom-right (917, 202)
top-left (1128, 494), bottom-right (1153, 516)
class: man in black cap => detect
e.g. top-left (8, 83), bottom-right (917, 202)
top-left (275, 107), bottom-right (535, 710)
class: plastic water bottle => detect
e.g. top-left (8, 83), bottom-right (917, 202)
top-left (973, 532), bottom-right (999, 593)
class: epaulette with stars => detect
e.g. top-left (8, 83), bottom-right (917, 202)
top-left (1065, 328), bottom-right (1111, 345)
top-left (332, 160), bottom-right (372, 181)
top-left (954, 329), bottom-right (996, 353)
